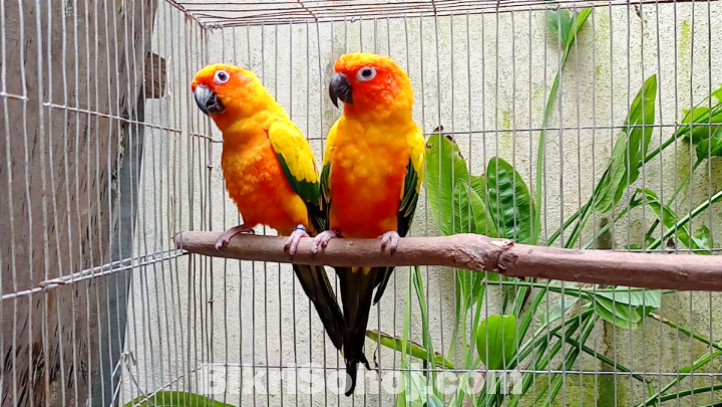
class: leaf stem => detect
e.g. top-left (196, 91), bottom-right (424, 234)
top-left (541, 314), bottom-right (598, 407)
top-left (635, 349), bottom-right (722, 407)
top-left (550, 331), bottom-right (650, 384)
top-left (646, 189), bottom-right (722, 250)
top-left (549, 131), bottom-right (685, 248)
top-left (536, 8), bottom-right (592, 246)
top-left (657, 384), bottom-right (722, 402)
top-left (649, 313), bottom-right (722, 352)
top-left (641, 159), bottom-right (701, 247)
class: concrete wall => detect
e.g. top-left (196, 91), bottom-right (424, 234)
top-left (0, 1), bottom-right (156, 406)
top-left (121, 2), bottom-right (722, 406)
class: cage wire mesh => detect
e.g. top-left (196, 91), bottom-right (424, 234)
top-left (2, 0), bottom-right (722, 406)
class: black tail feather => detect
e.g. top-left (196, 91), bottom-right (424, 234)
top-left (292, 263), bottom-right (345, 351)
top-left (372, 266), bottom-right (395, 305)
top-left (337, 266), bottom-right (381, 396)
top-left (344, 349), bottom-right (370, 396)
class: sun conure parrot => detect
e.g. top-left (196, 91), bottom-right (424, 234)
top-left (191, 63), bottom-right (344, 352)
top-left (310, 53), bottom-right (426, 396)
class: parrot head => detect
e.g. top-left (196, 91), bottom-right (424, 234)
top-left (191, 64), bottom-right (273, 125)
top-left (329, 53), bottom-right (414, 119)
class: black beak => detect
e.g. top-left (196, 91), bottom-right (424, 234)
top-left (194, 84), bottom-right (225, 115)
top-left (329, 72), bottom-right (353, 108)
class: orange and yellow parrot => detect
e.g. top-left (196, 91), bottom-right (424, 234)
top-left (191, 63), bottom-right (344, 352)
top-left (311, 53), bottom-right (426, 396)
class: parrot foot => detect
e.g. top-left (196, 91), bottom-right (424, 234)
top-left (378, 231), bottom-right (400, 254)
top-left (311, 229), bottom-right (341, 255)
top-left (284, 225), bottom-right (310, 256)
top-left (215, 224), bottom-right (255, 251)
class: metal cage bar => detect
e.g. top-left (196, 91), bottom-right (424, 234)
top-left (3, 1), bottom-right (722, 407)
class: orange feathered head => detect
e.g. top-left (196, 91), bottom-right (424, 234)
top-left (329, 53), bottom-right (414, 118)
top-left (191, 63), bottom-right (271, 121)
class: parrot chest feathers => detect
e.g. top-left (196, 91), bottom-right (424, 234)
top-left (328, 139), bottom-right (409, 238)
top-left (221, 140), bottom-right (307, 232)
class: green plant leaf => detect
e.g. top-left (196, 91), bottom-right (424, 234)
top-left (453, 180), bottom-right (477, 234)
top-left (366, 330), bottom-right (455, 369)
top-left (647, 189), bottom-right (722, 250)
top-left (486, 157), bottom-right (535, 244)
top-left (397, 271), bottom-right (415, 407)
top-left (538, 7), bottom-right (591, 248)
top-left (540, 296), bottom-right (579, 326)
top-left (423, 395), bottom-right (444, 407)
top-left (591, 286), bottom-right (662, 309)
top-left (476, 315), bottom-right (518, 370)
top-left (589, 286), bottom-right (660, 331)
top-left (401, 369), bottom-right (433, 407)
top-left (594, 75), bottom-right (657, 213)
top-left (695, 127), bottom-right (722, 161)
top-left (631, 188), bottom-right (701, 250)
top-left (471, 175), bottom-right (486, 199)
top-left (468, 175), bottom-right (499, 238)
top-left (122, 392), bottom-right (236, 407)
top-left (424, 129), bottom-right (471, 236)
top-left (546, 8), bottom-right (573, 48)
top-left (412, 266), bottom-right (438, 395)
top-left (592, 296), bottom-right (654, 330)
top-left (711, 84), bottom-right (722, 103)
top-left (681, 106), bottom-right (710, 124)
top-left (681, 103), bottom-right (722, 148)
top-left (679, 350), bottom-right (722, 374)
top-left (455, 268), bottom-right (487, 313)
top-left (452, 180), bottom-right (494, 339)
top-left (682, 107), bottom-right (711, 143)
top-left (454, 178), bottom-right (496, 238)
top-left (679, 106), bottom-right (722, 144)
top-left (692, 225), bottom-right (713, 251)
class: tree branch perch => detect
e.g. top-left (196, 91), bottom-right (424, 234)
top-left (174, 231), bottom-right (722, 291)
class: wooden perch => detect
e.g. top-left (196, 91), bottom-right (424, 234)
top-left (174, 231), bottom-right (722, 291)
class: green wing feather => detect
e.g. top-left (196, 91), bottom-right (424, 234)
top-left (398, 160), bottom-right (420, 235)
top-left (320, 162), bottom-right (332, 210)
top-left (268, 121), bottom-right (327, 232)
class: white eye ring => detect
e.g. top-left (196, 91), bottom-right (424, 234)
top-left (356, 66), bottom-right (376, 82)
top-left (214, 70), bottom-right (230, 84)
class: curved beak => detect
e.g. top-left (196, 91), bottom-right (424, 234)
top-left (329, 72), bottom-right (353, 108)
top-left (194, 84), bottom-right (225, 115)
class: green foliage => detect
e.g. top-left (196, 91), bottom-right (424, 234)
top-left (425, 128), bottom-right (471, 237)
top-left (590, 293), bottom-right (656, 330)
top-left (693, 225), bottom-right (713, 251)
top-left (536, 6), bottom-right (592, 245)
top-left (630, 189), bottom-right (701, 250)
top-left (424, 396), bottom-right (445, 407)
top-left (546, 8), bottom-right (574, 47)
top-left (372, 6), bottom-right (722, 407)
top-left (122, 392), bottom-right (236, 407)
top-left (475, 315), bottom-right (518, 371)
top-left (539, 295), bottom-right (579, 326)
top-left (546, 7), bottom-right (592, 49)
top-left (366, 329), bottom-right (455, 369)
top-left (594, 75), bottom-right (658, 214)
top-left (486, 158), bottom-right (535, 244)
top-left (681, 84), bottom-right (722, 161)
top-left (453, 179), bottom-right (494, 237)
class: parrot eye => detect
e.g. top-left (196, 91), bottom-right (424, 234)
top-left (214, 70), bottom-right (230, 84)
top-left (356, 66), bottom-right (376, 82)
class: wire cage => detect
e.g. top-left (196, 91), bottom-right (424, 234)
top-left (2, 0), bottom-right (722, 406)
